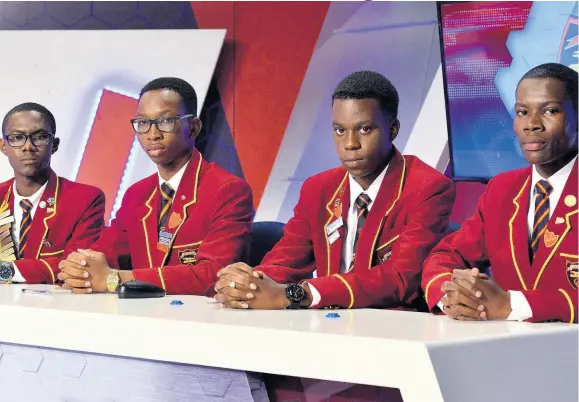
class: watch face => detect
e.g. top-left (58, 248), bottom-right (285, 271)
top-left (0, 262), bottom-right (13, 281)
top-left (286, 284), bottom-right (305, 302)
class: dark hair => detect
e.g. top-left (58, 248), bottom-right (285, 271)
top-left (139, 77), bottom-right (198, 116)
top-left (332, 71), bottom-right (399, 119)
top-left (519, 63), bottom-right (578, 115)
top-left (2, 102), bottom-right (56, 135)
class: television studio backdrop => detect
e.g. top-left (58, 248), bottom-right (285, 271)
top-left (0, 2), bottom-right (576, 402)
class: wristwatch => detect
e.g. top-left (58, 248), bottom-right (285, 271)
top-left (285, 283), bottom-right (306, 309)
top-left (0, 261), bottom-right (14, 283)
top-left (106, 269), bottom-right (120, 293)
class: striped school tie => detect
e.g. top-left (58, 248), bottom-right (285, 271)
top-left (530, 179), bottom-right (553, 257)
top-left (159, 182), bottom-right (175, 230)
top-left (346, 193), bottom-right (372, 272)
top-left (18, 199), bottom-right (33, 258)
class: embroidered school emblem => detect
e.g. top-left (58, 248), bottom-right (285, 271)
top-left (178, 248), bottom-right (198, 265)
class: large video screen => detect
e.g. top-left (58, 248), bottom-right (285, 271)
top-left (439, 1), bottom-right (577, 180)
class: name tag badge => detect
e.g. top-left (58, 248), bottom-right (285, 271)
top-left (159, 231), bottom-right (173, 240)
top-left (159, 237), bottom-right (171, 246)
top-left (328, 230), bottom-right (340, 245)
top-left (326, 217), bottom-right (343, 235)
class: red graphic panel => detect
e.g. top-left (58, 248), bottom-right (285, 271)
top-left (193, 2), bottom-right (330, 208)
top-left (76, 90), bottom-right (137, 222)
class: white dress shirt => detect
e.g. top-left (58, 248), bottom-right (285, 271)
top-left (308, 165), bottom-right (389, 307)
top-left (158, 159), bottom-right (190, 192)
top-left (11, 181), bottom-right (49, 283)
top-left (439, 156), bottom-right (577, 321)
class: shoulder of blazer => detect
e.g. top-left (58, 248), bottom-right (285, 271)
top-left (0, 178), bottom-right (12, 198)
top-left (199, 160), bottom-right (250, 192)
top-left (123, 171), bottom-right (158, 202)
top-left (303, 166), bottom-right (348, 196)
top-left (486, 165), bottom-right (532, 194)
top-left (403, 155), bottom-right (453, 187)
top-left (57, 177), bottom-right (104, 202)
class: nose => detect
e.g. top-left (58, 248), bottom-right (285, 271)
top-left (344, 131), bottom-right (361, 150)
top-left (524, 111), bottom-right (544, 133)
top-left (146, 124), bottom-right (163, 141)
top-left (22, 136), bottom-right (36, 152)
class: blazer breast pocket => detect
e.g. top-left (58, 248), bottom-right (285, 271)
top-left (560, 253), bottom-right (578, 290)
top-left (173, 241), bottom-right (202, 265)
top-left (374, 235), bottom-right (400, 266)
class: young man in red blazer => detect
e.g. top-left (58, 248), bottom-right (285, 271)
top-left (214, 71), bottom-right (455, 311)
top-left (422, 63), bottom-right (578, 323)
top-left (0, 103), bottom-right (105, 284)
top-left (58, 78), bottom-right (253, 295)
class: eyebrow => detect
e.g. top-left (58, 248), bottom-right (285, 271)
top-left (134, 109), bottom-right (173, 119)
top-left (332, 120), bottom-right (373, 126)
top-left (515, 100), bottom-right (563, 108)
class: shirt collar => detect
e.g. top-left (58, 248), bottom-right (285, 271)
top-left (158, 159), bottom-right (190, 193)
top-left (531, 156), bottom-right (577, 193)
top-left (348, 164), bottom-right (389, 209)
top-left (12, 180), bottom-right (49, 207)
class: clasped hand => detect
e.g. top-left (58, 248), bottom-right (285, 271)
top-left (58, 249), bottom-right (111, 294)
top-left (214, 263), bottom-right (290, 309)
top-left (441, 268), bottom-right (511, 321)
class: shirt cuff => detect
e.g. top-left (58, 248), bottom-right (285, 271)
top-left (506, 290), bottom-right (533, 321)
top-left (437, 298), bottom-right (445, 312)
top-left (305, 281), bottom-right (321, 308)
top-left (11, 262), bottom-right (27, 283)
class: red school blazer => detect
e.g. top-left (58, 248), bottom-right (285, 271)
top-left (0, 170), bottom-right (105, 284)
top-left (258, 148), bottom-right (456, 309)
top-left (422, 161), bottom-right (578, 323)
top-left (92, 149), bottom-right (254, 295)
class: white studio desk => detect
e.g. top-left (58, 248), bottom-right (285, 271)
top-left (0, 284), bottom-right (576, 402)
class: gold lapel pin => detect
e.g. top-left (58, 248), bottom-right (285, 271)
top-left (564, 195), bottom-right (577, 207)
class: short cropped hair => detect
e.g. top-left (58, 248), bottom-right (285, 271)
top-left (519, 63), bottom-right (578, 115)
top-left (332, 71), bottom-right (399, 119)
top-left (140, 77), bottom-right (198, 116)
top-left (2, 102), bottom-right (56, 135)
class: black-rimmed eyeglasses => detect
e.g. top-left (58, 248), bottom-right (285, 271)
top-left (130, 114), bottom-right (194, 134)
top-left (3, 132), bottom-right (53, 148)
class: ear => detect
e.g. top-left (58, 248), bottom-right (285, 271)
top-left (51, 137), bottom-right (60, 155)
top-left (0, 137), bottom-right (6, 156)
top-left (189, 117), bottom-right (202, 141)
top-left (389, 119), bottom-right (400, 142)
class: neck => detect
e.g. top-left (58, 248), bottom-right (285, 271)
top-left (353, 148), bottom-right (393, 191)
top-left (158, 150), bottom-right (192, 182)
top-left (14, 169), bottom-right (51, 197)
top-left (535, 149), bottom-right (578, 178)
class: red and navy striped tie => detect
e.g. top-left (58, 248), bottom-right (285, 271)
top-left (159, 182), bottom-right (175, 230)
top-left (531, 180), bottom-right (553, 257)
top-left (18, 199), bottom-right (33, 258)
top-left (347, 193), bottom-right (372, 272)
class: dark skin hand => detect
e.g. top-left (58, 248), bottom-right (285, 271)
top-left (214, 263), bottom-right (313, 309)
top-left (451, 268), bottom-right (512, 320)
top-left (441, 279), bottom-right (486, 321)
top-left (58, 249), bottom-right (133, 294)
